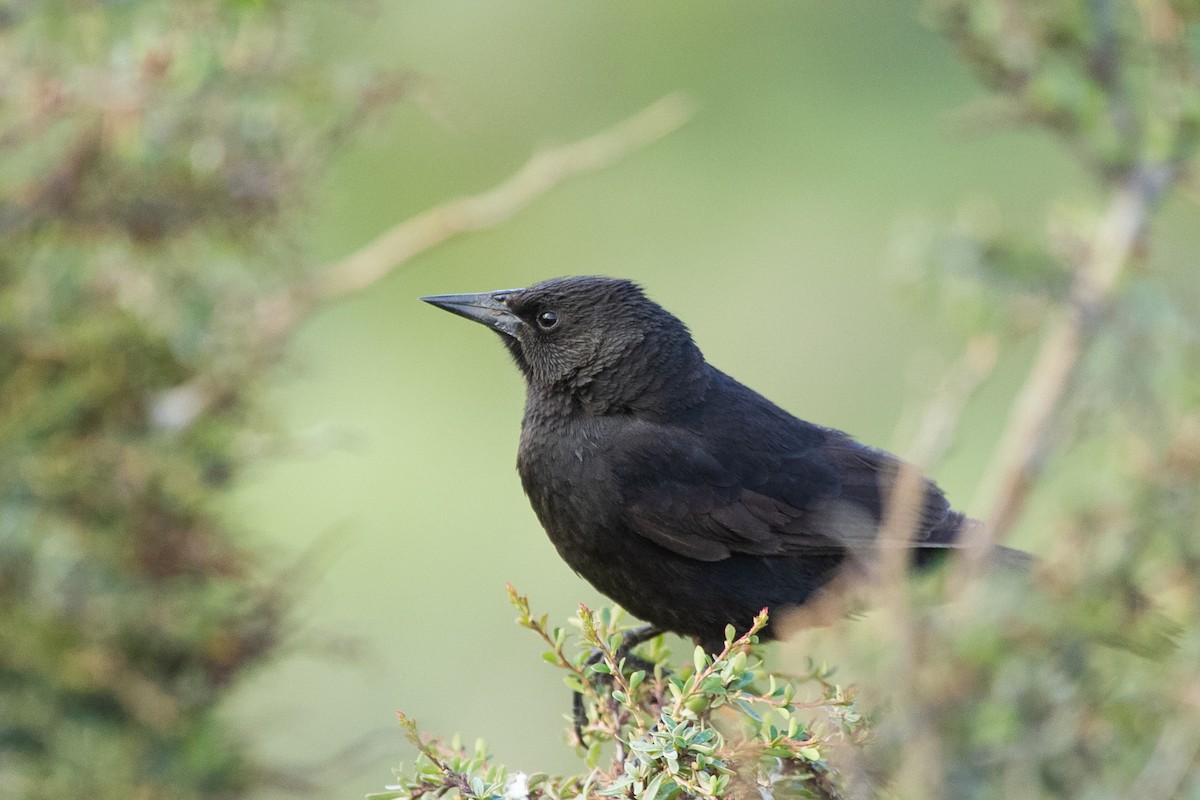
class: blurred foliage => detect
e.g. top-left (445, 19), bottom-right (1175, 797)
top-left (857, 0), bottom-right (1200, 795)
top-left (928, 0), bottom-right (1200, 171)
top-left (0, 1), bottom-right (405, 798)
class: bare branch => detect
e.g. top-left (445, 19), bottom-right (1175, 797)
top-left (1123, 703), bottom-right (1200, 800)
top-left (873, 335), bottom-right (999, 800)
top-left (162, 94), bottom-right (694, 430)
top-left (254, 93), bottom-right (695, 341)
top-left (966, 162), bottom-right (1176, 558)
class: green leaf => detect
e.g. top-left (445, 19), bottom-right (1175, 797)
top-left (586, 740), bottom-right (603, 768)
top-left (641, 772), bottom-right (666, 800)
top-left (602, 776), bottom-right (634, 796)
top-left (734, 699), bottom-right (762, 723)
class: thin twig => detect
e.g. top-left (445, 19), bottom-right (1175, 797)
top-left (876, 335), bottom-right (1000, 589)
top-left (876, 336), bottom-right (1000, 616)
top-left (160, 94), bottom-right (694, 431)
top-left (255, 93), bottom-right (695, 342)
top-left (1122, 701), bottom-right (1200, 800)
top-left (964, 161), bottom-right (1175, 562)
top-left (872, 335), bottom-right (999, 800)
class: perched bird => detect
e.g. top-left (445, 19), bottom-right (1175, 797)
top-left (422, 276), bottom-right (1021, 654)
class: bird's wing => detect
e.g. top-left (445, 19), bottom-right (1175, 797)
top-left (613, 420), bottom-right (955, 562)
top-left (812, 433), bottom-right (956, 548)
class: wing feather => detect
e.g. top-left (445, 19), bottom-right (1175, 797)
top-left (614, 418), bottom-right (957, 561)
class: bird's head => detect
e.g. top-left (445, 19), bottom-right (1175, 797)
top-left (422, 276), bottom-right (707, 415)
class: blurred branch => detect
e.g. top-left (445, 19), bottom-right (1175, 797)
top-left (965, 161), bottom-right (1176, 560)
top-left (255, 92), bottom-right (696, 341)
top-left (154, 94), bottom-right (694, 432)
top-left (878, 336), bottom-right (1001, 588)
top-left (1124, 706), bottom-right (1200, 800)
top-left (874, 335), bottom-right (999, 800)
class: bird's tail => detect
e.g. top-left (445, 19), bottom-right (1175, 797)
top-left (988, 543), bottom-right (1036, 571)
top-left (910, 513), bottom-right (1035, 571)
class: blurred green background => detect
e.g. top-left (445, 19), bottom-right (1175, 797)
top-left (210, 2), bottom-right (1200, 798)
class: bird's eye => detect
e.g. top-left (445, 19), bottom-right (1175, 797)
top-left (536, 310), bottom-right (559, 330)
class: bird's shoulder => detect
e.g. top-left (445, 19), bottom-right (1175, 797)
top-left (611, 368), bottom-right (835, 492)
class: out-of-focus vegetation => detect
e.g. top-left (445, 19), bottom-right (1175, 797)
top-left (0, 2), bottom-right (407, 797)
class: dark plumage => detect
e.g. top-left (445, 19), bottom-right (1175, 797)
top-left (423, 276), bottom-right (1016, 653)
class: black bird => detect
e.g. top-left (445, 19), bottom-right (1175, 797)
top-left (422, 276), bottom-right (1020, 654)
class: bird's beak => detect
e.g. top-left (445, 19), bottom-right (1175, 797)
top-left (420, 289), bottom-right (525, 338)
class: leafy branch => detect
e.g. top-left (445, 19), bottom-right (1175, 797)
top-left (375, 590), bottom-right (869, 800)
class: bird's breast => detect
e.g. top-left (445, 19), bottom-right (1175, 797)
top-left (517, 413), bottom-right (623, 562)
